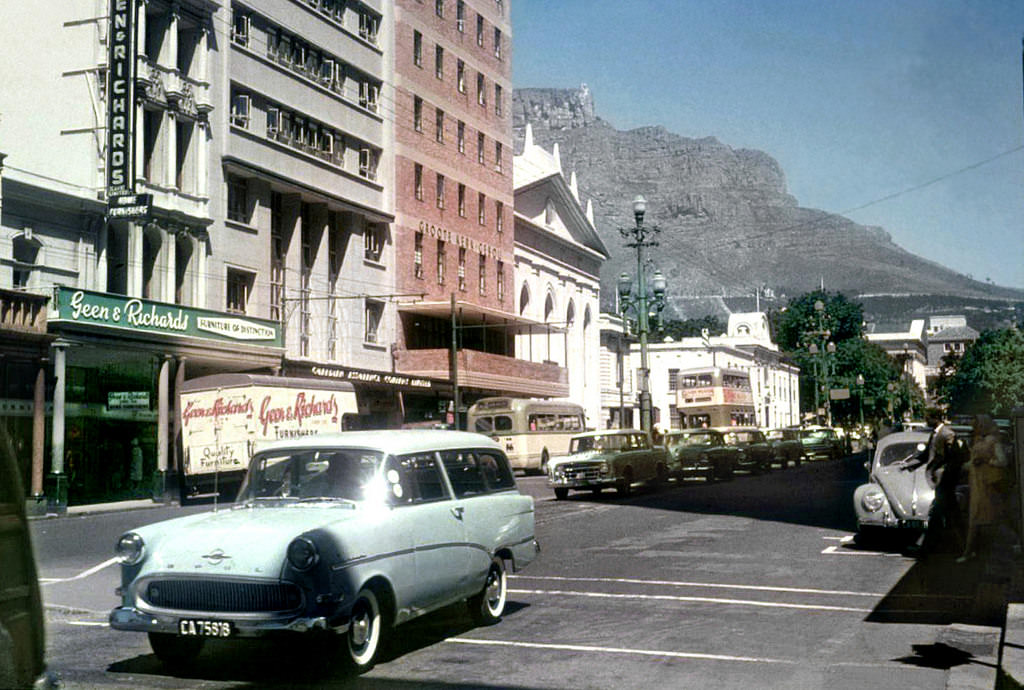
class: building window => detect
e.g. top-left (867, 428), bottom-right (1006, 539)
top-left (495, 200), bottom-right (503, 232)
top-left (495, 142), bottom-right (503, 173)
top-left (435, 0), bottom-right (444, 18)
top-left (364, 299), bottom-right (384, 343)
top-left (359, 146), bottom-right (379, 180)
top-left (494, 84), bottom-right (502, 116)
top-left (436, 173), bottom-right (445, 208)
top-left (226, 268), bottom-right (255, 314)
top-left (478, 254), bottom-right (486, 295)
top-left (458, 183), bottom-right (466, 217)
top-left (232, 10), bottom-right (250, 47)
top-left (226, 174), bottom-right (249, 223)
top-left (435, 44), bottom-right (444, 79)
top-left (457, 59), bottom-right (466, 93)
top-left (413, 96), bottom-right (423, 131)
top-left (359, 80), bottom-right (380, 113)
top-left (364, 224), bottom-right (384, 263)
top-left (496, 260), bottom-right (504, 301)
top-left (477, 132), bottom-right (485, 164)
top-left (478, 192), bottom-right (486, 224)
top-left (414, 231), bottom-right (424, 278)
top-left (413, 30), bottom-right (422, 66)
top-left (414, 163), bottom-right (424, 200)
top-left (496, 0), bottom-right (504, 15)
top-left (476, 14), bottom-right (484, 46)
top-left (435, 108), bottom-right (444, 143)
top-left (358, 7), bottom-right (380, 44)
top-left (457, 121), bottom-right (465, 153)
top-left (457, 1), bottom-right (465, 31)
top-left (668, 368), bottom-right (680, 391)
top-left (11, 234), bottom-right (39, 290)
top-left (437, 239), bottom-right (446, 284)
top-left (494, 27), bottom-right (502, 59)
top-left (458, 247), bottom-right (466, 291)
top-left (477, 73), bottom-right (486, 106)
top-left (230, 90), bottom-right (250, 128)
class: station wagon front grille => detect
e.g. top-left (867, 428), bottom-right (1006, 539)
top-left (563, 464), bottom-right (605, 481)
top-left (143, 579), bottom-right (303, 613)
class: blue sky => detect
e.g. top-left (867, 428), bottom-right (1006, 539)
top-left (512, 0), bottom-right (1024, 289)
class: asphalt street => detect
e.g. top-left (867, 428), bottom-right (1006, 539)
top-left (32, 453), bottom-right (1002, 689)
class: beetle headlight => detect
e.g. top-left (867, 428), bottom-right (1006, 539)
top-left (115, 532), bottom-right (145, 565)
top-left (861, 488), bottom-right (886, 513)
top-left (287, 537), bottom-right (320, 571)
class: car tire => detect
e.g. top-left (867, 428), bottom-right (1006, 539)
top-left (469, 557), bottom-right (507, 625)
top-left (553, 487), bottom-right (569, 500)
top-left (616, 468), bottom-right (633, 497)
top-left (345, 587), bottom-right (385, 673)
top-left (148, 632), bottom-right (204, 667)
top-left (724, 464), bottom-right (735, 481)
top-left (704, 467), bottom-right (716, 484)
top-left (655, 463), bottom-right (670, 486)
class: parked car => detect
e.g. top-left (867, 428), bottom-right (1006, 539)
top-left (663, 428), bottom-right (738, 482)
top-left (0, 428), bottom-right (51, 689)
top-left (718, 427), bottom-right (774, 474)
top-left (853, 430), bottom-right (934, 541)
top-left (547, 429), bottom-right (670, 499)
top-left (109, 430), bottom-right (539, 673)
top-left (766, 428), bottom-right (803, 468)
top-left (799, 426), bottom-right (844, 461)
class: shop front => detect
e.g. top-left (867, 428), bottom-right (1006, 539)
top-left (46, 287), bottom-right (283, 511)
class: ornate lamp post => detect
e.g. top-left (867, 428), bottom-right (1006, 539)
top-left (803, 300), bottom-right (835, 425)
top-left (618, 195), bottom-right (667, 436)
top-left (855, 373), bottom-right (865, 427)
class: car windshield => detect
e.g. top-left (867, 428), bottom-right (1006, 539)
top-left (879, 442), bottom-right (924, 468)
top-left (666, 433), bottom-right (714, 449)
top-left (731, 431), bottom-right (760, 443)
top-left (239, 448), bottom-right (386, 502)
top-left (571, 434), bottom-right (628, 453)
top-left (801, 430), bottom-right (829, 441)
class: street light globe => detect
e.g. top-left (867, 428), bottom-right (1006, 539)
top-left (826, 342), bottom-right (836, 354)
top-left (808, 343), bottom-right (819, 355)
top-left (814, 300), bottom-right (824, 312)
top-left (651, 269), bottom-right (667, 298)
top-left (617, 272), bottom-right (632, 300)
top-left (856, 374), bottom-right (865, 386)
top-left (632, 195), bottom-right (647, 216)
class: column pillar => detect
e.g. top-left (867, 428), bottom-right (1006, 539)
top-left (164, 226), bottom-right (177, 303)
top-left (47, 342), bottom-right (68, 515)
top-left (156, 355), bottom-right (171, 501)
top-left (166, 111), bottom-right (177, 190)
top-left (135, 101), bottom-right (147, 187)
top-left (27, 358), bottom-right (47, 516)
top-left (167, 3), bottom-right (179, 70)
top-left (96, 220), bottom-right (109, 290)
top-left (128, 221), bottom-right (143, 297)
top-left (196, 121), bottom-right (208, 198)
top-left (197, 24), bottom-right (209, 83)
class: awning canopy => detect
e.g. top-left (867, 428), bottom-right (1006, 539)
top-left (397, 300), bottom-right (565, 334)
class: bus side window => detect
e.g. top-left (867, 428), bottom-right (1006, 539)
top-left (474, 416), bottom-right (493, 432)
top-left (494, 415), bottom-right (513, 432)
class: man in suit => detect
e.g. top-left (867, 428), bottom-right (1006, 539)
top-left (903, 408), bottom-right (961, 557)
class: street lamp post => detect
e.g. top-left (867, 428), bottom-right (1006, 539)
top-left (855, 373), bottom-right (865, 427)
top-left (618, 195), bottom-right (667, 436)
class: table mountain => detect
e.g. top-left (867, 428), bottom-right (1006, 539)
top-left (513, 87), bottom-right (1022, 324)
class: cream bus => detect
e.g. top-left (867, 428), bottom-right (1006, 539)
top-left (467, 397), bottom-right (586, 474)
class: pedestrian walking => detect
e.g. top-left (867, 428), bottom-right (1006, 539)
top-left (958, 414), bottom-right (1013, 563)
top-left (130, 438), bottom-right (144, 496)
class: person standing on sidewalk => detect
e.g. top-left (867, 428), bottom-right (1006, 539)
top-left (959, 414), bottom-right (1013, 563)
top-left (903, 408), bottom-right (961, 557)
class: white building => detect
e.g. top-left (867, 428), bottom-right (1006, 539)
top-left (513, 125), bottom-right (608, 425)
top-left (606, 312), bottom-right (800, 430)
top-left (865, 319), bottom-right (927, 395)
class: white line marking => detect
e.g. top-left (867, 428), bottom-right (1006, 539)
top-left (511, 574), bottom-right (884, 598)
top-left (509, 588), bottom-right (873, 613)
top-left (39, 557), bottom-right (119, 585)
top-left (820, 545), bottom-right (904, 557)
top-left (66, 621), bottom-right (108, 627)
top-left (447, 637), bottom-right (797, 664)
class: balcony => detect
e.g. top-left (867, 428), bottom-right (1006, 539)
top-left (395, 348), bottom-right (568, 398)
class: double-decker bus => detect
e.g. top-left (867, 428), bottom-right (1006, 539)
top-left (675, 366), bottom-right (756, 428)
top-left (466, 397), bottom-right (586, 473)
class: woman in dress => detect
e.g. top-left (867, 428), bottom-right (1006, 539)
top-left (958, 414), bottom-right (1011, 563)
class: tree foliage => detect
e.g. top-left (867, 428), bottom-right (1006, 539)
top-left (937, 328), bottom-right (1024, 416)
top-left (771, 290), bottom-right (865, 351)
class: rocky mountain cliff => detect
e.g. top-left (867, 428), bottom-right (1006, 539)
top-left (513, 87), bottom-right (1023, 325)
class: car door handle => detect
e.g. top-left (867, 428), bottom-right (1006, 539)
top-left (451, 506), bottom-right (465, 520)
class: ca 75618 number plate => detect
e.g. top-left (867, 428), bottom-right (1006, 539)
top-left (178, 619), bottom-right (233, 637)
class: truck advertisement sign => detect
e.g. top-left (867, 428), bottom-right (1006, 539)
top-left (180, 385), bottom-right (358, 476)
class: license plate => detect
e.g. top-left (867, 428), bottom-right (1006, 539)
top-left (178, 619), bottom-right (233, 637)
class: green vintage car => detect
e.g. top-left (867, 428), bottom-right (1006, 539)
top-left (664, 428), bottom-right (740, 482)
top-left (547, 429), bottom-right (671, 499)
top-left (110, 430), bottom-right (538, 673)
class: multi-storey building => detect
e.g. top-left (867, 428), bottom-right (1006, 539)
top-left (0, 0), bottom-right (411, 509)
top-left (390, 0), bottom-right (564, 426)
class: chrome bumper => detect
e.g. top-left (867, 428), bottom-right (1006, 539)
top-left (109, 606), bottom-right (349, 637)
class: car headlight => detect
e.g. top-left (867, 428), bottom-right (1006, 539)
top-left (599, 462), bottom-right (609, 474)
top-left (115, 532), bottom-right (145, 565)
top-left (287, 537), bottom-right (320, 571)
top-left (861, 488), bottom-right (886, 513)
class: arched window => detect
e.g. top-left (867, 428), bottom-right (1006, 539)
top-left (544, 292), bottom-right (554, 322)
top-left (566, 300), bottom-right (576, 328)
top-left (518, 282), bottom-right (530, 316)
top-left (544, 197), bottom-right (555, 225)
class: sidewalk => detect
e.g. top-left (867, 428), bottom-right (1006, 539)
top-left (30, 497), bottom-right (178, 519)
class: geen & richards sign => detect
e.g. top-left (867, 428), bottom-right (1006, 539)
top-left (51, 287), bottom-right (283, 348)
top-left (106, 0), bottom-right (137, 196)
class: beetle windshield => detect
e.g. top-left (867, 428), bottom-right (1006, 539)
top-left (879, 442), bottom-right (924, 468)
top-left (239, 449), bottom-right (386, 502)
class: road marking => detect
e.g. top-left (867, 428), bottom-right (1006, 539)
top-left (511, 574), bottom-right (885, 598)
top-left (447, 637), bottom-right (798, 664)
top-left (39, 557), bottom-right (119, 585)
top-left (820, 545), bottom-right (904, 557)
top-left (509, 588), bottom-right (873, 613)
top-left (66, 621), bottom-right (108, 627)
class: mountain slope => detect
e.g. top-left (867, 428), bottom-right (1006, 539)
top-left (512, 87), bottom-right (1023, 319)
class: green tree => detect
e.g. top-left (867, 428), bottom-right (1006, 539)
top-left (771, 290), bottom-right (865, 352)
top-left (943, 328), bottom-right (1024, 416)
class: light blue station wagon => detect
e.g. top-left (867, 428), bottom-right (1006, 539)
top-left (109, 430), bottom-right (539, 672)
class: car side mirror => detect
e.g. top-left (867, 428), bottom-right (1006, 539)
top-left (863, 460), bottom-right (871, 472)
